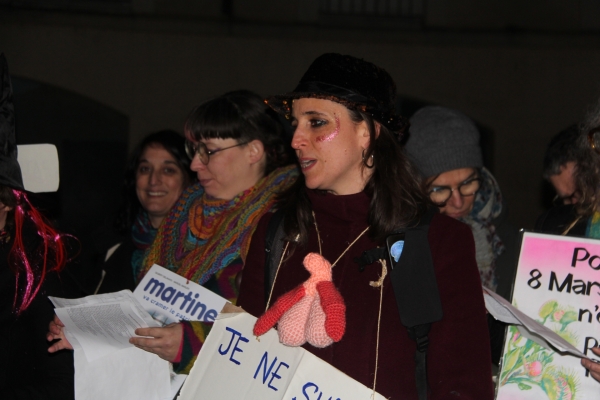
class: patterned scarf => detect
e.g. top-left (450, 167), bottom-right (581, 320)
top-left (459, 167), bottom-right (505, 292)
top-left (131, 210), bottom-right (158, 279)
top-left (139, 165), bottom-right (298, 284)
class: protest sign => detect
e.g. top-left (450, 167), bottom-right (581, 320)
top-left (496, 232), bottom-right (600, 399)
top-left (134, 264), bottom-right (228, 325)
top-left (178, 310), bottom-right (385, 400)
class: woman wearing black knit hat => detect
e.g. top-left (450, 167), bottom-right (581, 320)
top-left (234, 54), bottom-right (494, 399)
top-left (106, 54), bottom-right (494, 399)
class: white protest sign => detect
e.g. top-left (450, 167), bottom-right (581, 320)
top-left (178, 310), bottom-right (385, 400)
top-left (134, 264), bottom-right (228, 325)
top-left (496, 232), bottom-right (600, 399)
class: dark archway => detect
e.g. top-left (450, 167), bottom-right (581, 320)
top-left (12, 77), bottom-right (128, 241)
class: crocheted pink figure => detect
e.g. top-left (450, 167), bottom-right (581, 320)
top-left (253, 253), bottom-right (346, 348)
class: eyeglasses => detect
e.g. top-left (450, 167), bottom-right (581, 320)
top-left (185, 140), bottom-right (248, 165)
top-left (588, 127), bottom-right (600, 155)
top-left (428, 176), bottom-right (481, 205)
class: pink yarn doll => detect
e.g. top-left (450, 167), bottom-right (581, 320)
top-left (253, 252), bottom-right (346, 348)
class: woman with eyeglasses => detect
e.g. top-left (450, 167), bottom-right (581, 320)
top-left (139, 90), bottom-right (298, 286)
top-left (405, 106), bottom-right (519, 368)
top-left (49, 90), bottom-right (298, 363)
top-left (405, 106), bottom-right (518, 299)
top-left (77, 56), bottom-right (493, 398)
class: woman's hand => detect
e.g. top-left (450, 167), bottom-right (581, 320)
top-left (47, 314), bottom-right (73, 353)
top-left (129, 323), bottom-right (183, 362)
top-left (582, 347), bottom-right (600, 382)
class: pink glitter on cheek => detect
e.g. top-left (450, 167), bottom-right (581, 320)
top-left (316, 116), bottom-right (340, 143)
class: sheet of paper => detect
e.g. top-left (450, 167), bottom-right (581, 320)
top-left (54, 300), bottom-right (159, 362)
top-left (52, 290), bottom-right (172, 399)
top-left (50, 289), bottom-right (148, 316)
top-left (483, 287), bottom-right (586, 358)
top-left (168, 372), bottom-right (187, 400)
top-left (51, 290), bottom-right (160, 362)
top-left (72, 342), bottom-right (171, 400)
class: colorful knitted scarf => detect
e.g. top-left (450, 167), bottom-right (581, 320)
top-left (139, 165), bottom-right (298, 285)
top-left (459, 167), bottom-right (505, 292)
top-left (131, 210), bottom-right (158, 279)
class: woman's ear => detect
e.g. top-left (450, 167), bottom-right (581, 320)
top-left (374, 122), bottom-right (381, 138)
top-left (358, 120), bottom-right (379, 149)
top-left (246, 140), bottom-right (265, 165)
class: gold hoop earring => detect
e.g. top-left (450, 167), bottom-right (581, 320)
top-left (362, 148), bottom-right (374, 168)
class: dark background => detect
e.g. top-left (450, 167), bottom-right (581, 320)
top-left (2, 0), bottom-right (600, 235)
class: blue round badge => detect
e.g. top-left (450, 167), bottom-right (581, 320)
top-left (390, 240), bottom-right (404, 262)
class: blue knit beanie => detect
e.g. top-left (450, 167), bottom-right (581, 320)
top-left (405, 106), bottom-right (483, 178)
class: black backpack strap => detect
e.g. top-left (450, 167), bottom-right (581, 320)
top-left (390, 207), bottom-right (442, 327)
top-left (389, 206), bottom-right (442, 400)
top-left (264, 208), bottom-right (286, 304)
top-left (408, 324), bottom-right (433, 400)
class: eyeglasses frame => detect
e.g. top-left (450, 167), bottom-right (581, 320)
top-left (428, 175), bottom-right (482, 206)
top-left (185, 140), bottom-right (249, 165)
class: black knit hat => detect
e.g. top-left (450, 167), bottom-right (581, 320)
top-left (0, 54), bottom-right (24, 191)
top-left (267, 53), bottom-right (407, 136)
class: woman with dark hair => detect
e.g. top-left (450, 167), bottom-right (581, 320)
top-left (136, 90), bottom-right (297, 288)
top-left (536, 100), bottom-right (600, 238)
top-left (404, 106), bottom-right (518, 367)
top-left (234, 54), bottom-right (494, 399)
top-left (50, 90), bottom-right (298, 368)
top-left (529, 98), bottom-right (600, 381)
top-left (80, 59), bottom-right (491, 398)
top-left (0, 54), bottom-right (75, 399)
top-left (89, 129), bottom-right (195, 294)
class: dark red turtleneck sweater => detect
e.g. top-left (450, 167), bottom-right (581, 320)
top-left (238, 189), bottom-right (494, 400)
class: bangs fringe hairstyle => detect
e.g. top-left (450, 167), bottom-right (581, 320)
top-left (279, 110), bottom-right (429, 246)
top-left (1, 188), bottom-right (68, 315)
top-left (184, 90), bottom-right (294, 175)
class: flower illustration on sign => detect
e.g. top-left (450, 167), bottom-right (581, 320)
top-left (500, 299), bottom-right (579, 399)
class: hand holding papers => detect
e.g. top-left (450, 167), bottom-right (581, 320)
top-left (50, 290), bottom-right (172, 400)
top-left (130, 322), bottom-right (183, 362)
top-left (50, 290), bottom-right (159, 362)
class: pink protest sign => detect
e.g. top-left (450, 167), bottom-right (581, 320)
top-left (496, 232), bottom-right (600, 399)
